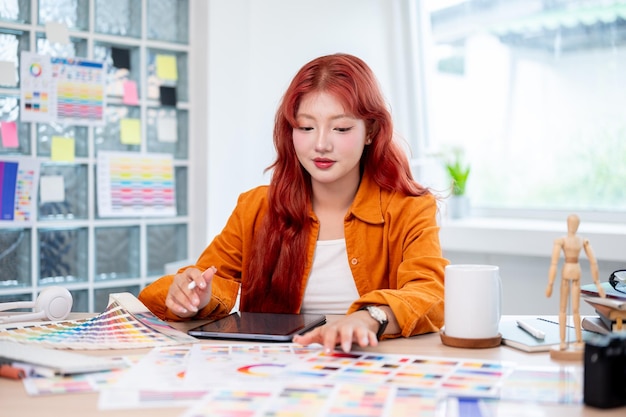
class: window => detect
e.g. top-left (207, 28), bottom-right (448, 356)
top-left (421, 0), bottom-right (626, 216)
top-left (0, 0), bottom-right (192, 312)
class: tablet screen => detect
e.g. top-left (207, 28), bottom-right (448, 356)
top-left (188, 311), bottom-right (326, 342)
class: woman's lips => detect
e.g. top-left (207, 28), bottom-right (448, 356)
top-left (313, 158), bottom-right (335, 169)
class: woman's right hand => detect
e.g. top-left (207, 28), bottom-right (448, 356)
top-left (165, 266), bottom-right (217, 318)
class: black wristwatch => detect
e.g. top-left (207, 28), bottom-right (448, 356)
top-left (360, 305), bottom-right (388, 339)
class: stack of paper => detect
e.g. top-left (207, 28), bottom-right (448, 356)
top-left (581, 282), bottom-right (626, 334)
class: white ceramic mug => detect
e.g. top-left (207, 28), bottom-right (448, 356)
top-left (444, 264), bottom-right (502, 339)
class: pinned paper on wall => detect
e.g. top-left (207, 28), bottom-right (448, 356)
top-left (45, 21), bottom-right (70, 45)
top-left (19, 52), bottom-right (54, 123)
top-left (51, 136), bottom-right (75, 162)
top-left (157, 115), bottom-right (178, 143)
top-left (0, 158), bottom-right (39, 222)
top-left (155, 54), bottom-right (178, 81)
top-left (120, 118), bottom-right (141, 145)
top-left (20, 52), bottom-right (106, 126)
top-left (40, 175), bottom-right (66, 203)
top-left (96, 152), bottom-right (176, 218)
top-left (0, 60), bottom-right (17, 87)
top-left (1, 121), bottom-right (19, 148)
top-left (0, 161), bottom-right (18, 220)
top-left (122, 80), bottom-right (139, 105)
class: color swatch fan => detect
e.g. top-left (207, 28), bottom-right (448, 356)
top-left (0, 292), bottom-right (196, 349)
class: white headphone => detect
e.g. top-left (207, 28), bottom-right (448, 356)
top-left (0, 286), bottom-right (73, 324)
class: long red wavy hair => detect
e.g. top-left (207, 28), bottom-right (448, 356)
top-left (241, 53), bottom-right (430, 312)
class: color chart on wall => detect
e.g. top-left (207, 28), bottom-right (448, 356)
top-left (96, 151), bottom-right (176, 217)
top-left (0, 158), bottom-right (39, 223)
top-left (19, 52), bottom-right (106, 126)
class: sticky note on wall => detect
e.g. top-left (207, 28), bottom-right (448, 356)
top-left (157, 115), bottom-right (178, 143)
top-left (1, 121), bottom-right (19, 148)
top-left (123, 80), bottom-right (139, 105)
top-left (0, 60), bottom-right (17, 87)
top-left (156, 54), bottom-right (178, 81)
top-left (40, 175), bottom-right (66, 203)
top-left (120, 118), bottom-right (141, 145)
top-left (45, 21), bottom-right (70, 45)
top-left (159, 86), bottom-right (177, 106)
top-left (111, 47), bottom-right (131, 70)
top-left (51, 136), bottom-right (75, 162)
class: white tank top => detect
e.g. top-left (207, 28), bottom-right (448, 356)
top-left (300, 238), bottom-right (360, 314)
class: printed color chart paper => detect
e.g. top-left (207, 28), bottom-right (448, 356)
top-left (99, 343), bottom-right (327, 409)
top-left (0, 293), bottom-right (196, 349)
top-left (0, 158), bottom-right (39, 223)
top-left (23, 367), bottom-right (129, 396)
top-left (96, 151), bottom-right (176, 217)
top-left (181, 383), bottom-right (440, 417)
top-left (20, 52), bottom-right (106, 126)
top-left (99, 343), bottom-right (582, 413)
top-left (22, 353), bottom-right (144, 396)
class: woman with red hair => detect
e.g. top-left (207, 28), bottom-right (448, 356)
top-left (139, 53), bottom-right (448, 353)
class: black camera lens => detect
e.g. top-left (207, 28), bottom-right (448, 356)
top-left (584, 333), bottom-right (626, 409)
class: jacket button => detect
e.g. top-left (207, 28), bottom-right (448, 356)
top-left (351, 258), bottom-right (358, 265)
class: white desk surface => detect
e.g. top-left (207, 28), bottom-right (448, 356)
top-left (1, 315), bottom-right (624, 417)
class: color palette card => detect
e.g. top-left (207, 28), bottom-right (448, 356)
top-left (0, 292), bottom-right (195, 349)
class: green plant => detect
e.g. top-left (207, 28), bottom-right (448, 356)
top-left (445, 149), bottom-right (471, 196)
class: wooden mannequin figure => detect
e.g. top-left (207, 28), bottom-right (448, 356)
top-left (546, 214), bottom-right (606, 360)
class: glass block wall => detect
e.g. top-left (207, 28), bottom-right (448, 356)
top-left (0, 0), bottom-right (191, 312)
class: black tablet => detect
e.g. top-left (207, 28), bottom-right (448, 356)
top-left (188, 311), bottom-right (327, 342)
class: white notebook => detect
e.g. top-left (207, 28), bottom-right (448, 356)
top-left (0, 340), bottom-right (128, 375)
top-left (499, 317), bottom-right (596, 352)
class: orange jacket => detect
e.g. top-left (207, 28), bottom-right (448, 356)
top-left (139, 172), bottom-right (448, 338)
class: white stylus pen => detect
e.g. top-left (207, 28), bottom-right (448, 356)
top-left (187, 266), bottom-right (217, 290)
top-left (516, 320), bottom-right (545, 340)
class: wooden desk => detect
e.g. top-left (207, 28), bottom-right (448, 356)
top-left (1, 316), bottom-right (624, 417)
